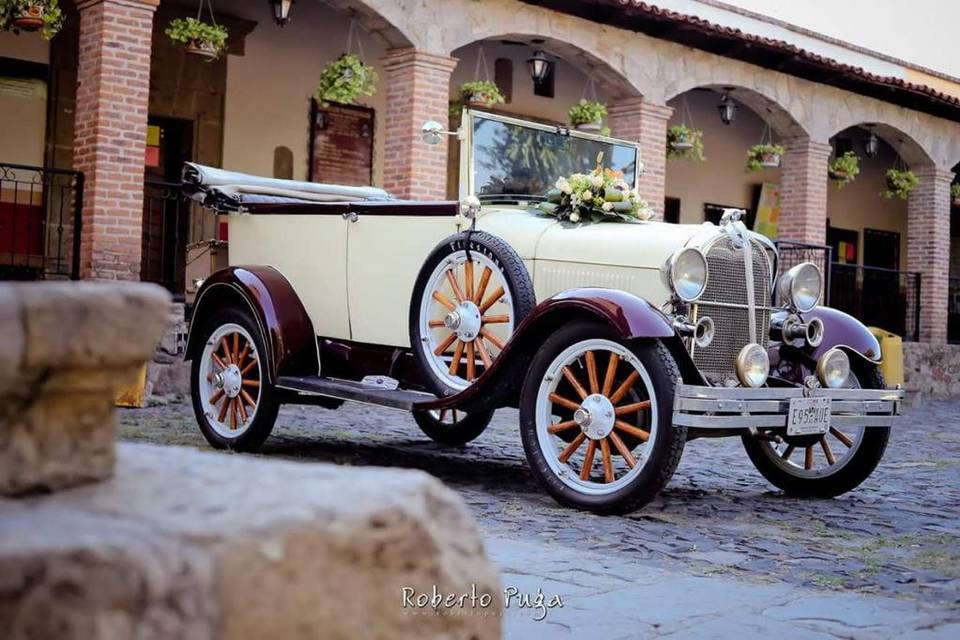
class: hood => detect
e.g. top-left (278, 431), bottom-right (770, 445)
top-left (475, 206), bottom-right (719, 269)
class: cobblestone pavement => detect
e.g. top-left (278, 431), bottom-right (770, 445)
top-left (119, 397), bottom-right (960, 638)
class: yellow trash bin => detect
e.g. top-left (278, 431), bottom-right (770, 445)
top-left (867, 327), bottom-right (903, 388)
top-left (115, 364), bottom-right (148, 408)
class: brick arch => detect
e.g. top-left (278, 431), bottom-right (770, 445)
top-left (450, 33), bottom-right (643, 101)
top-left (827, 121), bottom-right (935, 169)
top-left (326, 0), bottom-right (415, 48)
top-left (664, 84), bottom-right (809, 140)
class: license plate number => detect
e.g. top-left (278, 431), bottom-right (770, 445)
top-left (787, 397), bottom-right (831, 436)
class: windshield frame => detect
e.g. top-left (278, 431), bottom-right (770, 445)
top-left (458, 109), bottom-right (643, 201)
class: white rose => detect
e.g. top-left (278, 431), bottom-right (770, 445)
top-left (555, 177), bottom-right (572, 194)
top-left (569, 212), bottom-right (581, 223)
top-left (602, 201), bottom-right (614, 212)
top-left (638, 207), bottom-right (653, 221)
top-left (581, 190), bottom-right (593, 202)
top-left (591, 174), bottom-right (604, 188)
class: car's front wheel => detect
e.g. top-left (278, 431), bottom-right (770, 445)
top-left (190, 307), bottom-right (280, 452)
top-left (519, 321), bottom-right (686, 514)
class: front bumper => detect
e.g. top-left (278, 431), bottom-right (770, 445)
top-left (673, 383), bottom-right (904, 429)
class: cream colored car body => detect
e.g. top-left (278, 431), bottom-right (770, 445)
top-left (227, 205), bottom-right (714, 348)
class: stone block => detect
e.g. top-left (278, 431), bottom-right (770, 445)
top-left (0, 443), bottom-right (502, 640)
top-left (0, 283), bottom-right (171, 495)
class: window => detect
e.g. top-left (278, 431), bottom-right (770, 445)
top-left (494, 58), bottom-right (513, 103)
top-left (533, 63), bottom-right (554, 98)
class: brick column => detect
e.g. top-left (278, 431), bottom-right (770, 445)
top-left (73, 0), bottom-right (158, 280)
top-left (381, 49), bottom-right (457, 200)
top-left (907, 167), bottom-right (952, 344)
top-left (777, 137), bottom-right (831, 245)
top-left (608, 98), bottom-right (672, 220)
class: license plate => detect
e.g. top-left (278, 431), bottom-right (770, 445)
top-left (787, 397), bottom-right (831, 436)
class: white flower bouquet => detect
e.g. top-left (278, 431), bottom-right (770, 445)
top-left (535, 155), bottom-right (652, 223)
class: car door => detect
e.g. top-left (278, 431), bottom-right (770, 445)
top-left (227, 208), bottom-right (351, 341)
top-left (346, 204), bottom-right (461, 347)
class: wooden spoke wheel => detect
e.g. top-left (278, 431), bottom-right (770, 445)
top-left (411, 232), bottom-right (535, 396)
top-left (190, 308), bottom-right (280, 452)
top-left (741, 365), bottom-right (891, 498)
top-left (519, 322), bottom-right (686, 514)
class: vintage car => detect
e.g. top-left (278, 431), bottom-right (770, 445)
top-left (183, 110), bottom-right (903, 514)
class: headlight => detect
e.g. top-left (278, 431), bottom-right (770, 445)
top-left (817, 348), bottom-right (850, 389)
top-left (735, 343), bottom-right (769, 387)
top-left (662, 248), bottom-right (708, 302)
top-left (778, 262), bottom-right (822, 312)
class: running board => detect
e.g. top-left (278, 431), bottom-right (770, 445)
top-left (276, 376), bottom-right (438, 411)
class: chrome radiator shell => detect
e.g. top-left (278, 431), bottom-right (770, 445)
top-left (690, 234), bottom-right (773, 383)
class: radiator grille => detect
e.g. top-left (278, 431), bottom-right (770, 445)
top-left (691, 235), bottom-right (772, 383)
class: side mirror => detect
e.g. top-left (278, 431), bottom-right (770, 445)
top-left (421, 120), bottom-right (456, 146)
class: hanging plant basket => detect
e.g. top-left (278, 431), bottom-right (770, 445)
top-left (827, 151), bottom-right (860, 189)
top-left (882, 168), bottom-right (919, 200)
top-left (315, 53), bottom-right (378, 107)
top-left (666, 124), bottom-right (705, 161)
top-left (457, 81), bottom-right (504, 109)
top-left (951, 184), bottom-right (960, 207)
top-left (746, 143), bottom-right (785, 172)
top-left (1, 1), bottom-right (64, 38)
top-left (166, 17), bottom-right (228, 61)
top-left (568, 99), bottom-right (607, 132)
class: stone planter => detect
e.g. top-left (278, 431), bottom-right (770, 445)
top-left (670, 137), bottom-right (694, 151)
top-left (186, 39), bottom-right (220, 60)
top-left (0, 282), bottom-right (171, 495)
top-left (13, 5), bottom-right (45, 31)
top-left (465, 93), bottom-right (494, 108)
top-left (575, 121), bottom-right (603, 132)
top-left (759, 152), bottom-right (781, 168)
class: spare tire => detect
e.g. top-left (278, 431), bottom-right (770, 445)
top-left (409, 230), bottom-right (535, 396)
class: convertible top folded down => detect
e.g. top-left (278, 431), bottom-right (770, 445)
top-left (182, 162), bottom-right (394, 211)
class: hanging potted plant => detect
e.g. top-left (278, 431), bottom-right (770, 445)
top-left (746, 143), bottom-right (785, 172)
top-left (315, 53), bottom-right (378, 107)
top-left (0, 0), bottom-right (63, 38)
top-left (457, 80), bottom-right (504, 109)
top-left (951, 183), bottom-right (960, 207)
top-left (882, 168), bottom-right (919, 200)
top-left (568, 99), bottom-right (607, 132)
top-left (666, 124), bottom-right (705, 161)
top-left (166, 17), bottom-right (228, 60)
top-left (828, 151), bottom-right (860, 188)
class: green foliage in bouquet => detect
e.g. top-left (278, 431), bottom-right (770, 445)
top-left (315, 53), bottom-right (378, 107)
top-left (828, 151), bottom-right (860, 188)
top-left (666, 124), bottom-right (705, 161)
top-left (0, 0), bottom-right (63, 39)
top-left (882, 168), bottom-right (919, 200)
top-left (745, 143), bottom-right (785, 172)
top-left (568, 99), bottom-right (607, 127)
top-left (166, 17), bottom-right (229, 58)
top-left (535, 153), bottom-right (653, 223)
top-left (458, 80), bottom-right (505, 107)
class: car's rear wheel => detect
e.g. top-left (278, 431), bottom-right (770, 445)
top-left (741, 364), bottom-right (890, 497)
top-left (411, 408), bottom-right (494, 446)
top-left (190, 307), bottom-right (279, 452)
top-left (519, 321), bottom-right (686, 514)
top-left (410, 231), bottom-right (535, 396)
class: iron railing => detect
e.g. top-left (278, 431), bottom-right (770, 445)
top-left (0, 162), bottom-right (83, 280)
top-left (142, 180), bottom-right (189, 295)
top-left (773, 239), bottom-right (833, 304)
top-left (829, 263), bottom-right (921, 342)
top-left (949, 277), bottom-right (960, 345)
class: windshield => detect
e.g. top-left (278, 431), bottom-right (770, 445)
top-left (470, 113), bottom-right (638, 200)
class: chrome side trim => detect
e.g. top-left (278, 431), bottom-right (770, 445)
top-left (672, 382), bottom-right (904, 430)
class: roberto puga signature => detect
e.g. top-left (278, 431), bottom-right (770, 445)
top-left (401, 584), bottom-right (564, 621)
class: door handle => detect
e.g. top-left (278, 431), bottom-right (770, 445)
top-left (342, 211), bottom-right (358, 223)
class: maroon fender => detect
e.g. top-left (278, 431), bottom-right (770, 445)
top-left (185, 266), bottom-right (319, 381)
top-left (803, 306), bottom-right (882, 363)
top-left (416, 288), bottom-right (688, 413)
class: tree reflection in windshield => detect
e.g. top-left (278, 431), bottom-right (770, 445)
top-left (473, 115), bottom-right (637, 198)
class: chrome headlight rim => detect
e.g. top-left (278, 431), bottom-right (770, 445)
top-left (664, 247), bottom-right (709, 303)
top-left (735, 343), bottom-right (770, 388)
top-left (778, 262), bottom-right (823, 313)
top-left (816, 347), bottom-right (850, 389)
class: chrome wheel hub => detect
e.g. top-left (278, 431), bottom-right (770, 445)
top-left (220, 364), bottom-right (242, 398)
top-left (577, 393), bottom-right (615, 440)
top-left (452, 300), bottom-right (481, 342)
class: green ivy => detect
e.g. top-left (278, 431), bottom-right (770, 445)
top-left (828, 151), bottom-right (860, 188)
top-left (666, 124), bottom-right (705, 161)
top-left (882, 168), bottom-right (920, 200)
top-left (315, 54), bottom-right (378, 107)
top-left (950, 182), bottom-right (960, 201)
top-left (746, 143), bottom-right (785, 172)
top-left (0, 0), bottom-right (63, 39)
top-left (457, 80), bottom-right (505, 107)
top-left (166, 17), bottom-right (228, 58)
top-left (568, 99), bottom-right (607, 127)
